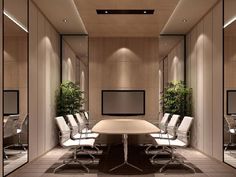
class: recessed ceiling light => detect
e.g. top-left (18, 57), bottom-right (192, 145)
top-left (96, 9), bottom-right (155, 15)
top-left (63, 18), bottom-right (68, 23)
top-left (182, 19), bottom-right (187, 23)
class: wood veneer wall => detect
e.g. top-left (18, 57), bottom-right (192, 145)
top-left (186, 1), bottom-right (223, 160)
top-left (89, 37), bottom-right (159, 125)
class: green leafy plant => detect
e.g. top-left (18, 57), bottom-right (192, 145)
top-left (162, 80), bottom-right (192, 118)
top-left (56, 81), bottom-right (84, 116)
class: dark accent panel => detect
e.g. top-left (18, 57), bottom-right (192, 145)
top-left (101, 90), bottom-right (145, 116)
top-left (96, 9), bottom-right (154, 15)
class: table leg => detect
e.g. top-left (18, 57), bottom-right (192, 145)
top-left (109, 134), bottom-right (142, 172)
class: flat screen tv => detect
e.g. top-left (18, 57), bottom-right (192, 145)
top-left (227, 90), bottom-right (236, 115)
top-left (102, 90), bottom-right (145, 116)
top-left (3, 90), bottom-right (19, 116)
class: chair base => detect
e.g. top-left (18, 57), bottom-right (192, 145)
top-left (153, 152), bottom-right (195, 173)
top-left (54, 159), bottom-right (89, 173)
top-left (109, 161), bottom-right (143, 172)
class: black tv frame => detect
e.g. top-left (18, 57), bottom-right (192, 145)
top-left (3, 90), bottom-right (19, 116)
top-left (101, 90), bottom-right (145, 116)
top-left (227, 90), bottom-right (236, 115)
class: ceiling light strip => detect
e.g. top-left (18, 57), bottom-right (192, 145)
top-left (224, 16), bottom-right (236, 28)
top-left (3, 10), bottom-right (28, 33)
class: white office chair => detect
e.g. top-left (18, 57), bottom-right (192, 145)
top-left (54, 116), bottom-right (96, 173)
top-left (154, 116), bottom-right (195, 173)
top-left (146, 114), bottom-right (179, 154)
top-left (75, 113), bottom-right (93, 134)
top-left (158, 113), bottom-right (171, 133)
top-left (151, 114), bottom-right (180, 139)
top-left (67, 114), bottom-right (98, 139)
top-left (224, 115), bottom-right (236, 151)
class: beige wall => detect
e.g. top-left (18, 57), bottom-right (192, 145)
top-left (89, 37), bottom-right (159, 125)
top-left (28, 1), bottom-right (60, 161)
top-left (186, 1), bottom-right (223, 160)
top-left (0, 0), bottom-right (3, 175)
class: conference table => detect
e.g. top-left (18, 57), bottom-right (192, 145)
top-left (92, 119), bottom-right (160, 171)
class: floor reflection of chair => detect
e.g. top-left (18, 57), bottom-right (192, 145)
top-left (54, 116), bottom-right (96, 173)
top-left (224, 115), bottom-right (236, 151)
top-left (3, 115), bottom-right (19, 159)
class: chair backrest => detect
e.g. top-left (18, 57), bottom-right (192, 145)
top-left (225, 115), bottom-right (236, 130)
top-left (67, 115), bottom-right (79, 136)
top-left (159, 113), bottom-right (170, 132)
top-left (84, 111), bottom-right (89, 120)
top-left (177, 116), bottom-right (194, 144)
top-left (167, 114), bottom-right (180, 136)
top-left (75, 113), bottom-right (86, 131)
top-left (55, 116), bottom-right (71, 144)
top-left (4, 116), bottom-right (18, 138)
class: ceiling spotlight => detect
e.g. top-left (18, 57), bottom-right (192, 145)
top-left (105, 10), bottom-right (108, 14)
top-left (144, 11), bottom-right (147, 14)
top-left (63, 18), bottom-right (68, 23)
top-left (182, 19), bottom-right (187, 23)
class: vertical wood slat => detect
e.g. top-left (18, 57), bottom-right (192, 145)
top-left (186, 2), bottom-right (223, 161)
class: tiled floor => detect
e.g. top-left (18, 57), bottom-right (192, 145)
top-left (225, 150), bottom-right (236, 168)
top-left (4, 149), bottom-right (28, 176)
top-left (8, 147), bottom-right (236, 177)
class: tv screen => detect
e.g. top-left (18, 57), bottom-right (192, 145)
top-left (102, 90), bottom-right (145, 116)
top-left (227, 90), bottom-right (236, 115)
top-left (4, 90), bottom-right (19, 116)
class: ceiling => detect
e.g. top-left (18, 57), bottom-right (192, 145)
top-left (33, 0), bottom-right (87, 34)
top-left (74, 0), bottom-right (179, 37)
top-left (162, 0), bottom-right (219, 34)
top-left (4, 16), bottom-right (27, 37)
top-left (32, 0), bottom-right (219, 37)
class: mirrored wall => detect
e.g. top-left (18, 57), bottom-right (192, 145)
top-left (3, 0), bottom-right (29, 176)
top-left (224, 0), bottom-right (236, 168)
top-left (158, 35), bottom-right (185, 116)
top-left (62, 35), bottom-right (89, 111)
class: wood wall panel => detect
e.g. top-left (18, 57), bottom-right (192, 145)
top-left (89, 37), bottom-right (159, 129)
top-left (186, 2), bottom-right (223, 161)
top-left (203, 11), bottom-right (213, 155)
top-left (0, 0), bottom-right (2, 175)
top-left (212, 1), bottom-right (223, 160)
top-left (29, 1), bottom-right (60, 161)
top-left (29, 0), bottom-right (38, 160)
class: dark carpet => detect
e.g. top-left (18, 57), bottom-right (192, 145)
top-left (45, 145), bottom-right (202, 175)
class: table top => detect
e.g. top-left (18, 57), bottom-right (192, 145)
top-left (92, 119), bottom-right (160, 135)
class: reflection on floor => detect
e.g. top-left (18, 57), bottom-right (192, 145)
top-left (8, 145), bottom-right (236, 177)
top-left (225, 150), bottom-right (236, 168)
top-left (4, 149), bottom-right (28, 176)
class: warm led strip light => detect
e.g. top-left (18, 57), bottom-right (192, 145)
top-left (3, 10), bottom-right (28, 33)
top-left (224, 16), bottom-right (236, 28)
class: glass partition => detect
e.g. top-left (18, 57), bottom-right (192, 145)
top-left (224, 0), bottom-right (236, 168)
top-left (3, 0), bottom-right (28, 176)
top-left (62, 35), bottom-right (89, 111)
top-left (158, 35), bottom-right (185, 117)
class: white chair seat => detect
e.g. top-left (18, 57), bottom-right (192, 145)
top-left (73, 132), bottom-right (99, 139)
top-left (150, 133), bottom-right (174, 139)
top-left (63, 138), bottom-right (95, 147)
top-left (155, 138), bottom-right (186, 147)
top-left (230, 129), bottom-right (236, 134)
top-left (81, 128), bottom-right (92, 133)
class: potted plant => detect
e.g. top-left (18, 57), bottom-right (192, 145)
top-left (162, 80), bottom-right (192, 118)
top-left (56, 81), bottom-right (84, 117)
